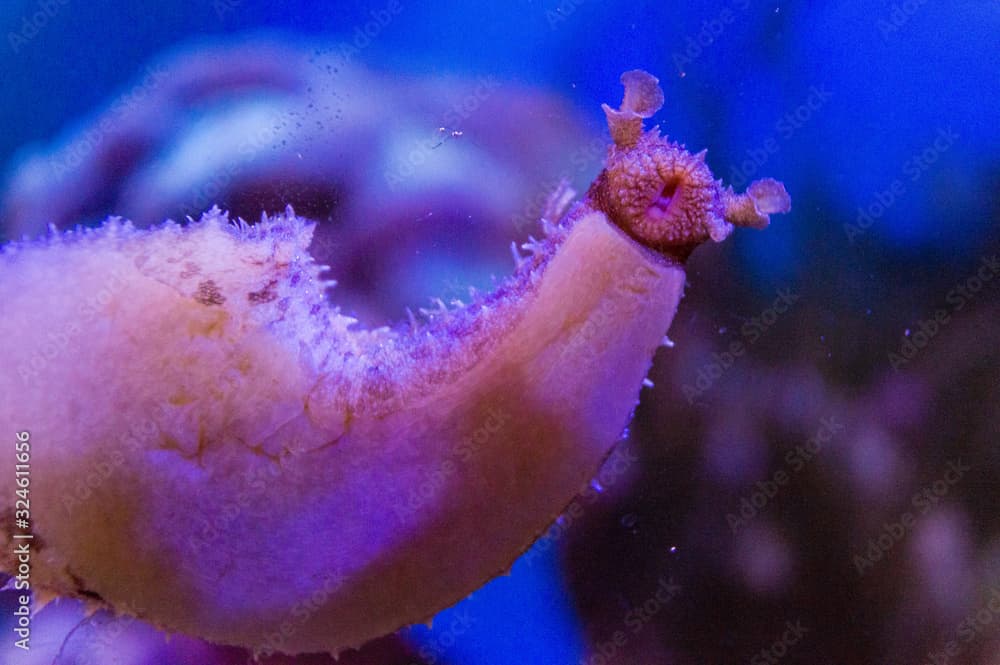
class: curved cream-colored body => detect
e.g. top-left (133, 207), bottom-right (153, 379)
top-left (0, 209), bottom-right (684, 654)
top-left (0, 68), bottom-right (791, 655)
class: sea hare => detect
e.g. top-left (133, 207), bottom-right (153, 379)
top-left (0, 70), bottom-right (789, 655)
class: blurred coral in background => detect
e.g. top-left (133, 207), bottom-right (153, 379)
top-left (1, 1), bottom-right (998, 664)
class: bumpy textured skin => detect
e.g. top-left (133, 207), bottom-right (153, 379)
top-left (0, 70), bottom-right (789, 655)
top-left (592, 72), bottom-right (789, 258)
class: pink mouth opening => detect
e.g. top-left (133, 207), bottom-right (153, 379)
top-left (647, 178), bottom-right (682, 221)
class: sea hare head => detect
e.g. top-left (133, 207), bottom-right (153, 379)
top-left (590, 70), bottom-right (791, 260)
top-left (0, 68), bottom-right (793, 658)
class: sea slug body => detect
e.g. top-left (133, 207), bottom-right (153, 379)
top-left (0, 70), bottom-right (789, 655)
